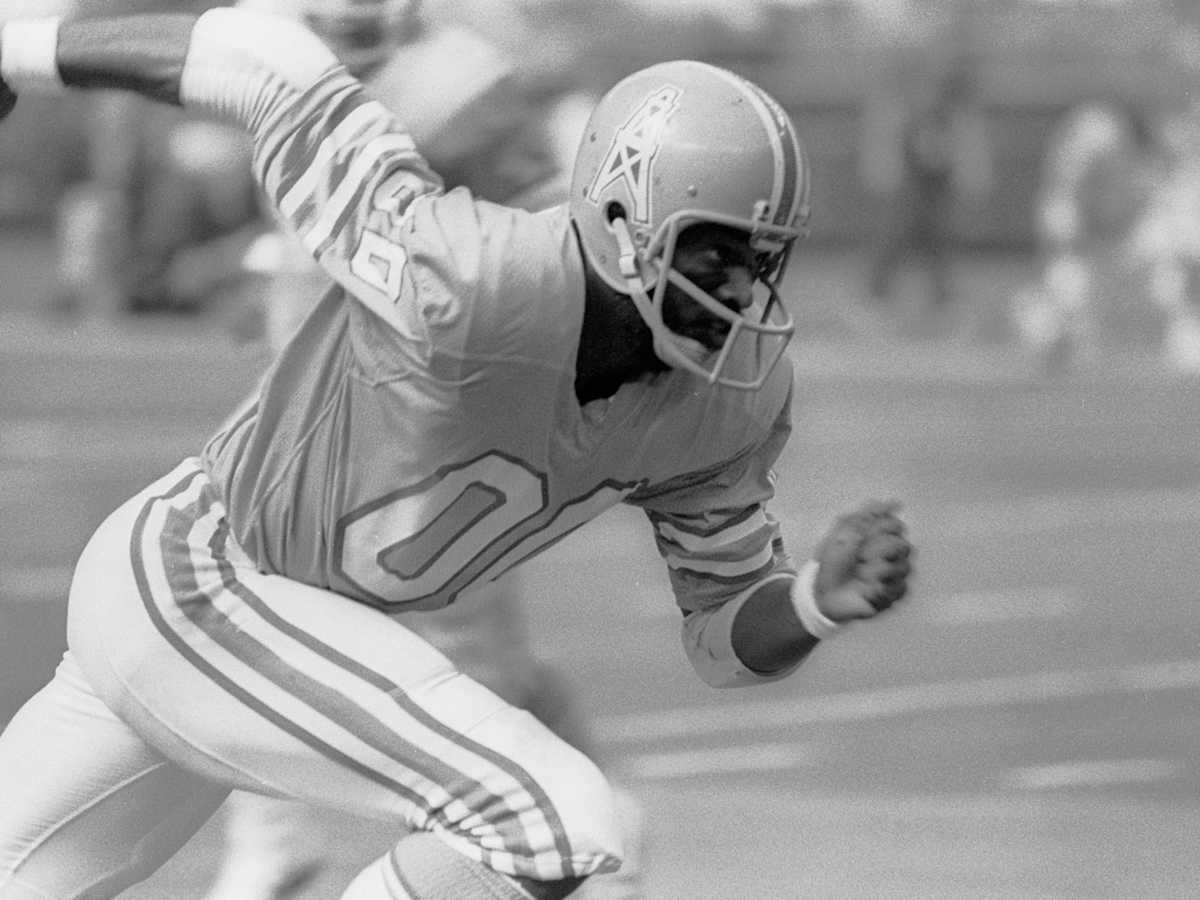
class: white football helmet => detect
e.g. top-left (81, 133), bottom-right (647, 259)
top-left (569, 60), bottom-right (811, 390)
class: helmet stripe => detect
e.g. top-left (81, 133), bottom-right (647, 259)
top-left (744, 80), bottom-right (807, 228)
top-left (706, 65), bottom-right (806, 229)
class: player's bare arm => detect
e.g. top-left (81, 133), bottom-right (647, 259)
top-left (0, 11), bottom-right (343, 157)
top-left (1, 14), bottom-right (212, 104)
top-left (730, 500), bottom-right (913, 675)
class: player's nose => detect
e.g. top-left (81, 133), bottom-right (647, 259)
top-left (715, 267), bottom-right (754, 311)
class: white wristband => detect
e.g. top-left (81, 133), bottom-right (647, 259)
top-left (0, 18), bottom-right (65, 94)
top-left (791, 560), bottom-right (840, 640)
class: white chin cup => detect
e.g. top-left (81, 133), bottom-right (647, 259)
top-left (665, 333), bottom-right (713, 369)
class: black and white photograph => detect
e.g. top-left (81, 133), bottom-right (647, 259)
top-left (0, 1), bottom-right (1196, 897)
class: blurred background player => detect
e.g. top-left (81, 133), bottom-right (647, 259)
top-left (860, 49), bottom-right (992, 328)
top-left (1012, 95), bottom-right (1167, 371)
top-left (200, 2), bottom-right (643, 898)
top-left (1126, 97), bottom-right (1200, 374)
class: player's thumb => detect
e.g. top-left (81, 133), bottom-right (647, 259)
top-left (814, 523), bottom-right (864, 597)
top-left (816, 579), bottom-right (881, 622)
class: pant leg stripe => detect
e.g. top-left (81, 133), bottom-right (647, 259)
top-left (208, 538), bottom-right (570, 868)
top-left (193, 510), bottom-right (563, 866)
top-left (127, 472), bottom-right (446, 816)
top-left (190, 508), bottom-right (573, 873)
top-left (183, 513), bottom-right (526, 845)
top-left (130, 480), bottom-right (497, 841)
top-left (129, 469), bottom-right (574, 877)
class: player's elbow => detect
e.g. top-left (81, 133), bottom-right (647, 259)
top-left (689, 658), bottom-right (753, 689)
top-left (688, 647), bottom-right (810, 689)
top-left (682, 634), bottom-right (795, 689)
top-left (680, 590), bottom-right (811, 689)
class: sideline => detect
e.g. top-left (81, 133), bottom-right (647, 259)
top-left (594, 657), bottom-right (1200, 744)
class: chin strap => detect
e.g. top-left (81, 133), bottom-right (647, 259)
top-left (609, 215), bottom-right (726, 382)
top-left (610, 217), bottom-right (664, 346)
top-left (611, 216), bottom-right (640, 281)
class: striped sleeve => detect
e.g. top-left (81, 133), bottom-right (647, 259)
top-left (627, 385), bottom-right (794, 614)
top-left (180, 9), bottom-right (443, 334)
top-left (645, 502), bottom-right (799, 689)
top-left (253, 74), bottom-right (444, 334)
top-left (626, 392), bottom-right (797, 686)
top-left (645, 504), bottom-right (790, 610)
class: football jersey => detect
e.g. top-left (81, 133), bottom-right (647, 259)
top-left (201, 68), bottom-right (794, 622)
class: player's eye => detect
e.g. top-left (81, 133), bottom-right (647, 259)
top-left (714, 243), bottom-right (756, 274)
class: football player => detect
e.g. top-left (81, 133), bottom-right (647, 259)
top-left (207, 3), bottom-right (643, 898)
top-left (0, 9), bottom-right (913, 900)
top-left (1126, 98), bottom-right (1200, 374)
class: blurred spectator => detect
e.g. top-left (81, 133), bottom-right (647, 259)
top-left (861, 51), bottom-right (993, 319)
top-left (1012, 97), bottom-right (1168, 370)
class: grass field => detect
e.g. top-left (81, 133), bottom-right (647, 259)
top-left (2, 233), bottom-right (1199, 898)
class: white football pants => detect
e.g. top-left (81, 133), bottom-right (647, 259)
top-left (0, 459), bottom-right (621, 898)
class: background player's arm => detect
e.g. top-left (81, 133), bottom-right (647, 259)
top-left (1, 10), bottom-right (441, 331)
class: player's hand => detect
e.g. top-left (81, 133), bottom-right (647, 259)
top-left (812, 499), bottom-right (912, 622)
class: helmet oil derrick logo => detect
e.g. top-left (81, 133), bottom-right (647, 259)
top-left (586, 85), bottom-right (681, 226)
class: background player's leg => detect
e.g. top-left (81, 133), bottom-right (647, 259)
top-left (0, 651), bottom-right (229, 899)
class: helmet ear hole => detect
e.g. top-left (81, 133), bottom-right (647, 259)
top-left (604, 201), bottom-right (627, 226)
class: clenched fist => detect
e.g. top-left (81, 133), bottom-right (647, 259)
top-left (813, 499), bottom-right (913, 622)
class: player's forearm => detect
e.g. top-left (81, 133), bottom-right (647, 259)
top-left (682, 565), bottom-right (836, 689)
top-left (0, 15), bottom-right (195, 105)
top-left (729, 571), bottom-right (821, 675)
top-left (59, 15), bottom-right (193, 103)
top-left (0, 10), bottom-right (339, 129)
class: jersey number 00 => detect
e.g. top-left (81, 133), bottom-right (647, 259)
top-left (333, 451), bottom-right (638, 610)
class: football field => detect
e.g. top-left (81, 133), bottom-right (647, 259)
top-left (2, 236), bottom-right (1199, 898)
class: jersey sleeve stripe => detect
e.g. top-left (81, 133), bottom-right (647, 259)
top-left (278, 99), bottom-right (390, 220)
top-left (300, 133), bottom-right (420, 255)
top-left (654, 509), bottom-right (768, 553)
top-left (663, 544), bottom-right (774, 578)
